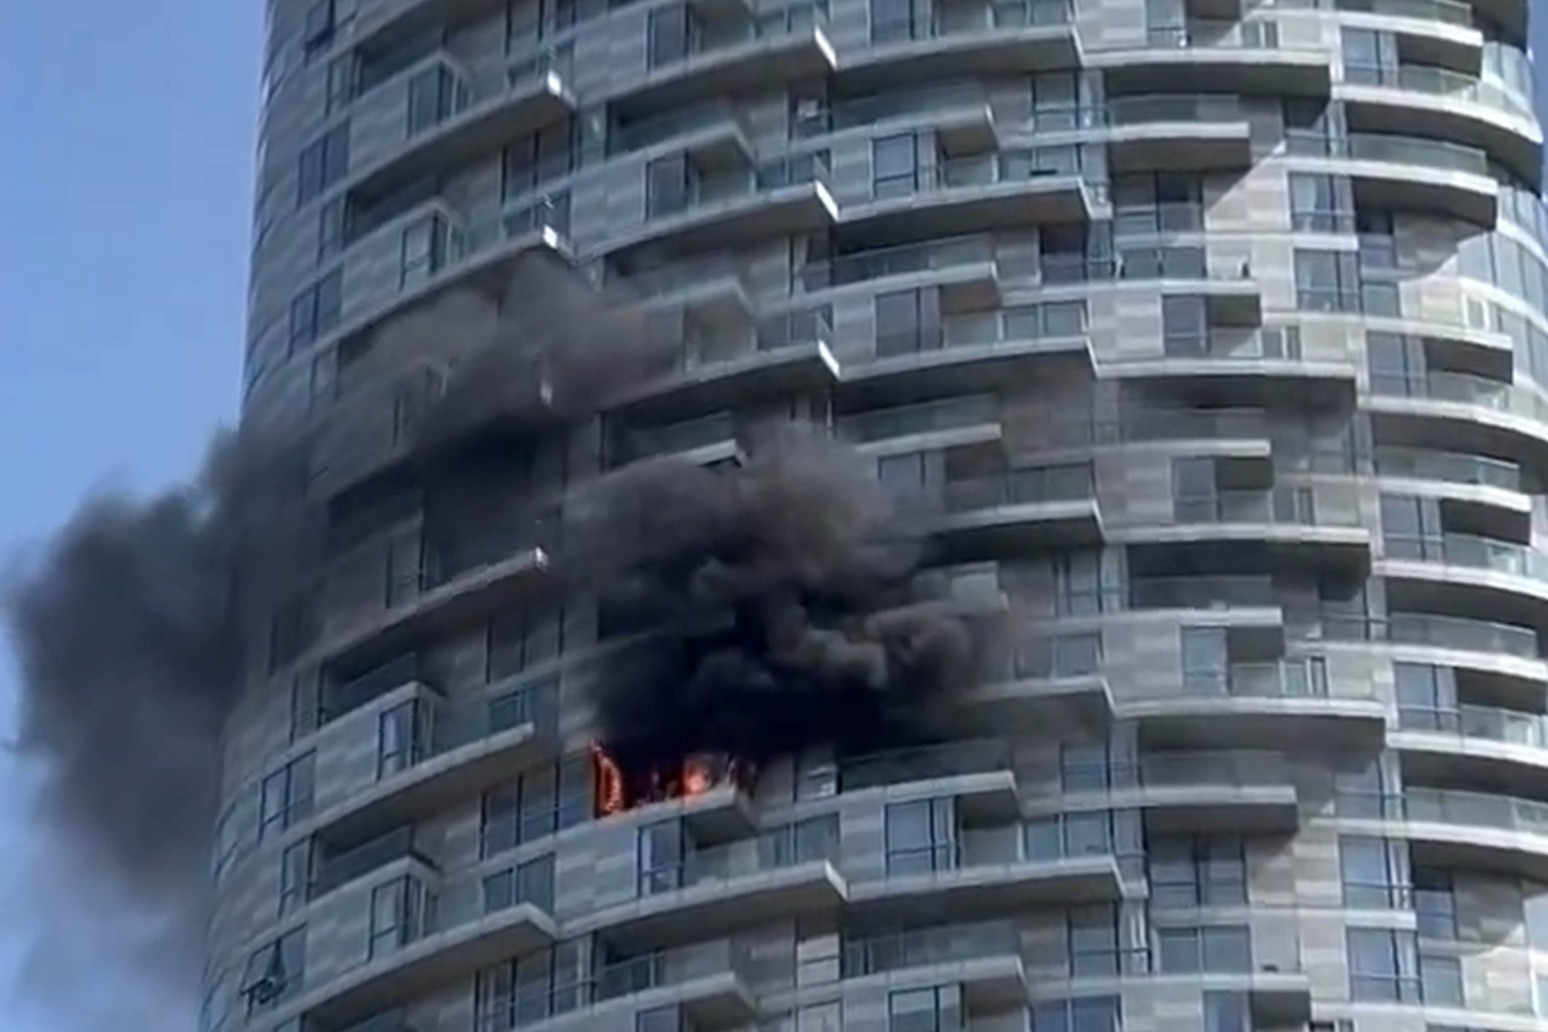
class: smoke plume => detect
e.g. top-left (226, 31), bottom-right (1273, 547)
top-left (565, 429), bottom-right (974, 786)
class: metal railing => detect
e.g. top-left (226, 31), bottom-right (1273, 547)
top-left (1373, 447), bottom-right (1521, 491)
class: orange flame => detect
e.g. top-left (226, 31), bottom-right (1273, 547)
top-left (590, 742), bottom-right (625, 817)
top-left (588, 743), bottom-right (756, 817)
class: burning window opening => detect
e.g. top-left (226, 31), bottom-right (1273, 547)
top-left (589, 741), bottom-right (756, 817)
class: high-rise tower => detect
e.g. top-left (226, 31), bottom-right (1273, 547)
top-left (208, 1), bottom-right (1548, 1031)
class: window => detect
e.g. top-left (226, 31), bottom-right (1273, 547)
top-left (1171, 456), bottom-right (1217, 521)
top-left (1060, 740), bottom-right (1135, 792)
top-left (1181, 626), bottom-right (1229, 695)
top-left (1003, 299), bottom-right (1087, 340)
top-left (1366, 331), bottom-right (1424, 396)
top-left (1347, 927), bottom-right (1420, 1002)
top-left (875, 288), bottom-right (937, 356)
top-left (1394, 663), bottom-right (1457, 731)
top-left (646, 154), bottom-right (692, 217)
top-left (242, 926), bottom-right (305, 1015)
top-left (1413, 868), bottom-right (1457, 939)
top-left (1358, 209), bottom-right (1398, 270)
top-left (1026, 809), bottom-right (1140, 862)
top-left (259, 753), bottom-right (315, 840)
top-left (1380, 494), bottom-right (1443, 561)
top-left (870, 0), bottom-right (917, 43)
top-left (637, 1006), bottom-right (683, 1032)
top-left (475, 942), bottom-right (584, 1032)
top-left (1113, 173), bottom-right (1203, 236)
top-left (1162, 296), bottom-right (1210, 356)
top-left (885, 798), bottom-right (957, 875)
top-left (504, 120), bottom-right (579, 200)
top-left (1526, 884), bottom-right (1548, 950)
top-left (1018, 631), bottom-right (1103, 679)
top-left (1203, 994), bottom-right (1248, 1032)
top-left (638, 819), bottom-right (685, 894)
top-left (888, 986), bottom-right (961, 1032)
top-left (303, 0), bottom-right (336, 56)
top-left (1149, 836), bottom-right (1247, 907)
top-left (278, 840), bottom-right (313, 918)
top-left (872, 134), bottom-right (918, 198)
top-left (647, 5), bottom-right (699, 66)
top-left (1156, 925), bottom-right (1251, 973)
top-left (1340, 26), bottom-right (1397, 84)
top-left (488, 604), bottom-right (566, 680)
top-left (368, 875), bottom-right (425, 958)
top-left (1290, 173), bottom-right (1354, 234)
top-left (878, 452), bottom-right (931, 496)
top-left (1067, 904), bottom-right (1124, 976)
top-left (1336, 759), bottom-right (1390, 818)
top-left (1284, 99), bottom-right (1346, 157)
top-left (1051, 549), bottom-right (1118, 616)
top-left (1294, 248), bottom-right (1361, 313)
top-left (400, 213), bottom-right (451, 288)
top-left (376, 699), bottom-right (427, 778)
top-left (1031, 997), bottom-right (1119, 1032)
top-left (288, 268), bottom-right (343, 354)
top-left (317, 196), bottom-right (351, 262)
top-left (1339, 836), bottom-right (1409, 909)
top-left (481, 757), bottom-right (591, 857)
top-left (297, 123), bottom-right (350, 206)
top-left (1420, 952), bottom-right (1463, 1005)
top-left (483, 852), bottom-right (555, 913)
top-left (407, 64), bottom-right (465, 136)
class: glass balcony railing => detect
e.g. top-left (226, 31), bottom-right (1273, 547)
top-left (648, 0), bottom-right (828, 72)
top-left (1404, 787), bottom-right (1548, 834)
top-left (609, 102), bottom-right (747, 153)
top-left (838, 739), bottom-right (1013, 792)
top-left (842, 395), bottom-right (997, 442)
top-left (944, 464), bottom-right (1095, 513)
top-left (1429, 533), bottom-right (1548, 582)
top-left (1161, 326), bottom-right (1302, 361)
top-left (1373, 447), bottom-right (1522, 491)
top-left (1137, 749), bottom-right (1295, 787)
top-left (1106, 94), bottom-right (1243, 125)
top-left (1321, 611), bottom-right (1543, 658)
top-left (646, 152), bottom-right (830, 220)
top-left (377, 677), bottom-right (558, 781)
top-left (311, 827), bottom-right (428, 897)
top-left (1330, 0), bottom-right (1472, 25)
top-left (1055, 408), bottom-right (1268, 447)
top-left (792, 83), bottom-right (988, 139)
top-left (1399, 702), bottom-right (1548, 749)
top-left (1173, 487), bottom-right (1355, 527)
top-left (871, 0), bottom-right (1071, 42)
top-left (935, 148), bottom-right (1090, 189)
top-left (841, 921), bottom-right (1019, 978)
top-left (1129, 574), bottom-right (1279, 610)
top-left (796, 235), bottom-right (996, 291)
top-left (1373, 370), bottom-right (1548, 424)
top-left (1144, 18), bottom-right (1283, 50)
top-left (641, 819), bottom-right (840, 898)
top-left (1346, 64), bottom-right (1533, 120)
top-left (401, 47), bottom-right (572, 141)
top-left (419, 511), bottom-right (560, 590)
top-left (1185, 657), bottom-right (1331, 698)
top-left (1346, 133), bottom-right (1489, 175)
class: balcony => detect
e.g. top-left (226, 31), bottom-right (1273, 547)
top-left (1373, 446), bottom-right (1530, 542)
top-left (609, 823), bottom-right (847, 946)
top-left (621, 151), bottom-right (836, 256)
top-left (1130, 657), bottom-right (1388, 751)
top-left (1128, 574), bottom-right (1280, 613)
top-left (1309, 133), bottom-right (1498, 226)
top-left (1395, 703), bottom-right (1548, 798)
top-left (1366, 371), bottom-right (1548, 472)
top-left (1339, 65), bottom-right (1542, 187)
top-left (843, 0), bottom-right (1080, 91)
top-left (1331, 0), bottom-right (1481, 74)
top-left (1095, 19), bottom-right (1332, 97)
top-left (836, 740), bottom-right (1020, 820)
top-left (793, 235), bottom-right (1002, 307)
top-left (619, 1), bottom-right (836, 114)
top-left (1344, 788), bottom-right (1548, 881)
top-left (1047, 407), bottom-right (1272, 453)
top-left (1363, 315), bottom-right (1515, 381)
top-left (1130, 751), bottom-right (1301, 834)
top-left (1124, 486), bottom-right (1370, 570)
top-left (839, 922), bottom-right (1027, 1008)
top-left (1101, 95), bottom-right (1254, 173)
top-left (307, 364), bottom-right (447, 495)
top-left (959, 635), bottom-right (1113, 736)
top-left (610, 316), bottom-right (841, 423)
top-left (841, 395), bottom-right (1001, 453)
top-left (310, 826), bottom-right (431, 900)
top-left (1109, 327), bottom-right (1354, 405)
top-left (349, 49), bottom-right (575, 206)
top-left (1381, 532), bottom-right (1548, 629)
top-left (837, 318), bottom-right (1091, 410)
top-left (300, 870), bottom-right (557, 1027)
top-left (582, 942), bottom-right (758, 1030)
top-left (935, 465), bottom-right (1102, 559)
top-left (850, 841), bottom-right (1124, 919)
top-left (308, 677), bottom-right (559, 843)
top-left (841, 152), bottom-right (1096, 247)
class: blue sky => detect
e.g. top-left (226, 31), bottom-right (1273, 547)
top-left (0, 2), bottom-right (259, 1029)
top-left (0, 2), bottom-right (1545, 1031)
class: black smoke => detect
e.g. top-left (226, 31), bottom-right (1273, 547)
top-left (565, 429), bottom-right (975, 787)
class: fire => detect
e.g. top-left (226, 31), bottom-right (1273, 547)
top-left (589, 742), bottom-right (755, 817)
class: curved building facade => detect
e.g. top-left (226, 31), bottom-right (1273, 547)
top-left (208, 1), bottom-right (1548, 1032)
